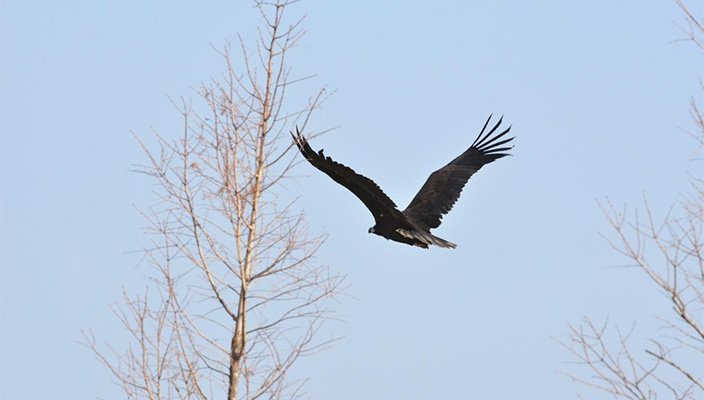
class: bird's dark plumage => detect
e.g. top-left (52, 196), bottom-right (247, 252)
top-left (292, 115), bottom-right (514, 248)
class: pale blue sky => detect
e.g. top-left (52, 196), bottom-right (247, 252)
top-left (2, 1), bottom-right (701, 399)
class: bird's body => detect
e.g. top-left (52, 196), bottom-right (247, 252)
top-left (292, 115), bottom-right (514, 249)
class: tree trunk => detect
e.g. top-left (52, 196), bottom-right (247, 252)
top-left (227, 288), bottom-right (247, 400)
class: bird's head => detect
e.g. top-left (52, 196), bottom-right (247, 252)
top-left (368, 226), bottom-right (376, 235)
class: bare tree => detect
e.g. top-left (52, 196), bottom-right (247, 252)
top-left (560, 2), bottom-right (703, 399)
top-left (562, 184), bottom-right (703, 399)
top-left (84, 1), bottom-right (343, 399)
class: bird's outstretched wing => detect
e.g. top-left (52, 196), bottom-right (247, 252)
top-left (403, 115), bottom-right (514, 230)
top-left (292, 128), bottom-right (400, 223)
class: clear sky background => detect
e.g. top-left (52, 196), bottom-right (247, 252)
top-left (2, 1), bottom-right (702, 399)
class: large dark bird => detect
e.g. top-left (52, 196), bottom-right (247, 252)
top-left (292, 115), bottom-right (514, 249)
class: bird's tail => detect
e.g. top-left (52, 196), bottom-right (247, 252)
top-left (396, 228), bottom-right (457, 249)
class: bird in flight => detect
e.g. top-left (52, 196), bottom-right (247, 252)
top-left (291, 115), bottom-right (514, 249)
